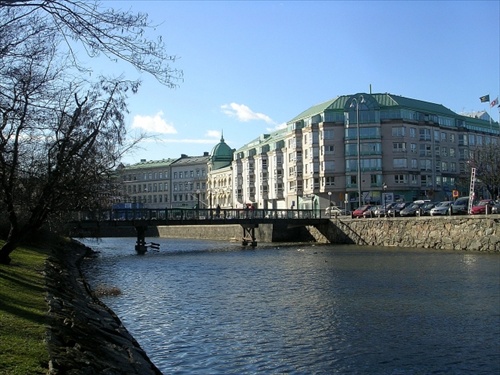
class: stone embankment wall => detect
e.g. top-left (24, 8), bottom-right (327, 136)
top-left (156, 217), bottom-right (499, 251)
top-left (45, 240), bottom-right (162, 375)
top-left (311, 216), bottom-right (500, 251)
top-left (157, 222), bottom-right (315, 243)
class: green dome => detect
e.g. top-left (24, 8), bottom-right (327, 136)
top-left (210, 135), bottom-right (233, 170)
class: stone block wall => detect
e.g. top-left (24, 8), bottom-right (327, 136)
top-left (313, 216), bottom-right (500, 251)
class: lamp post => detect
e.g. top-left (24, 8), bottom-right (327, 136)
top-left (196, 189), bottom-right (200, 218)
top-left (208, 188), bottom-right (213, 219)
top-left (296, 188), bottom-right (301, 212)
top-left (350, 95), bottom-right (365, 208)
top-left (328, 191), bottom-right (332, 218)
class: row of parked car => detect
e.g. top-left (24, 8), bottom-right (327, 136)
top-left (349, 197), bottom-right (500, 219)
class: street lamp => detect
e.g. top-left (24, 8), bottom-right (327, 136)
top-left (208, 188), bottom-right (213, 219)
top-left (350, 95), bottom-right (365, 207)
top-left (328, 191), bottom-right (332, 218)
top-left (296, 188), bottom-right (301, 211)
top-left (196, 189), bottom-right (200, 217)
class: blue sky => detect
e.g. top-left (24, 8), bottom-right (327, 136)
top-left (98, 1), bottom-right (499, 164)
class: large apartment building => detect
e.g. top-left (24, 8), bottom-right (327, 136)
top-left (116, 153), bottom-right (210, 209)
top-left (115, 92), bottom-right (499, 213)
top-left (233, 92), bottom-right (499, 211)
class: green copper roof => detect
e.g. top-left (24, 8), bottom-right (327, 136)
top-left (121, 158), bottom-right (176, 170)
top-left (374, 93), bottom-right (458, 117)
top-left (288, 92), bottom-right (461, 123)
top-left (236, 127), bottom-right (287, 153)
top-left (288, 97), bottom-right (339, 123)
top-left (210, 135), bottom-right (234, 170)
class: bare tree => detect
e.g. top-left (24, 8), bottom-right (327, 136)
top-left (0, 2), bottom-right (180, 263)
top-left (0, 0), bottom-right (183, 87)
top-left (469, 142), bottom-right (500, 200)
top-left (0, 12), bottom-right (142, 263)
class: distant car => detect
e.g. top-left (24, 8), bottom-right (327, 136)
top-left (492, 203), bottom-right (500, 214)
top-left (451, 196), bottom-right (470, 215)
top-left (400, 202), bottom-right (426, 217)
top-left (430, 201), bottom-right (453, 216)
top-left (418, 202), bottom-right (438, 216)
top-left (363, 205), bottom-right (380, 218)
top-left (325, 206), bottom-right (342, 216)
top-left (470, 200), bottom-right (496, 215)
top-left (374, 203), bottom-right (394, 217)
top-left (351, 205), bottom-right (372, 218)
top-left (387, 202), bottom-right (410, 217)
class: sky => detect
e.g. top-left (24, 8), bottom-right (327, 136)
top-left (95, 0), bottom-right (500, 165)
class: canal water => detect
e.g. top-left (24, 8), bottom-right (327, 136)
top-left (79, 238), bottom-right (500, 375)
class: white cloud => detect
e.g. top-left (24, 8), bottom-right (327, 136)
top-left (206, 130), bottom-right (221, 139)
top-left (266, 122), bottom-right (287, 132)
top-left (221, 103), bottom-right (275, 124)
top-left (142, 137), bottom-right (217, 144)
top-left (131, 111), bottom-right (177, 134)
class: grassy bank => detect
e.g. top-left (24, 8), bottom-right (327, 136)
top-left (0, 241), bottom-right (50, 375)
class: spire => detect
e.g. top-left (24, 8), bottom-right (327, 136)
top-left (220, 130), bottom-right (224, 143)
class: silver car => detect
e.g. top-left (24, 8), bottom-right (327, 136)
top-left (430, 201), bottom-right (453, 216)
top-left (451, 196), bottom-right (470, 215)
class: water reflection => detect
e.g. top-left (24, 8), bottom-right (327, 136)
top-left (80, 238), bottom-right (500, 375)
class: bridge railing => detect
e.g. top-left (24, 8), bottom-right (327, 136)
top-left (72, 207), bottom-right (330, 222)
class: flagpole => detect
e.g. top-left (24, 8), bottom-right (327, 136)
top-left (489, 96), bottom-right (499, 134)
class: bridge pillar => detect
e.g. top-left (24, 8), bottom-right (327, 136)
top-left (135, 225), bottom-right (148, 254)
top-left (241, 224), bottom-right (257, 247)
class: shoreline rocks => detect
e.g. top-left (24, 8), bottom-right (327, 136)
top-left (45, 239), bottom-right (162, 375)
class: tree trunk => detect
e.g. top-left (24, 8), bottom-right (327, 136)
top-left (0, 225), bottom-right (26, 265)
top-left (0, 240), bottom-right (18, 265)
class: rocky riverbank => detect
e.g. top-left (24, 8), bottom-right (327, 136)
top-left (45, 239), bottom-right (162, 375)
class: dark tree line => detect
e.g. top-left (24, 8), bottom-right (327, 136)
top-left (0, 1), bottom-right (181, 264)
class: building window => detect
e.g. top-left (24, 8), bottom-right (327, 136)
top-left (420, 159), bottom-right (432, 171)
top-left (393, 142), bottom-right (406, 152)
top-left (419, 128), bottom-right (431, 141)
top-left (419, 143), bottom-right (432, 157)
top-left (323, 129), bottom-right (334, 140)
top-left (393, 158), bottom-right (407, 168)
top-left (325, 176), bottom-right (335, 186)
top-left (394, 174), bottom-right (407, 184)
top-left (324, 161), bottom-right (335, 172)
top-left (392, 127), bottom-right (405, 137)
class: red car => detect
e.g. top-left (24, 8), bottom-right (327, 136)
top-left (470, 200), bottom-right (495, 215)
top-left (351, 205), bottom-right (372, 218)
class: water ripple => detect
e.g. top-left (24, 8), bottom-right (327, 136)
top-left (80, 239), bottom-right (500, 375)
